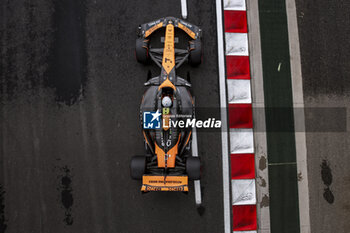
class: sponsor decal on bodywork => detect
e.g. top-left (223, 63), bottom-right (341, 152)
top-left (145, 22), bottom-right (163, 38)
top-left (141, 175), bottom-right (189, 192)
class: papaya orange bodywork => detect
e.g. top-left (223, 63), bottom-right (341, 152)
top-left (158, 78), bottom-right (176, 91)
top-left (177, 22), bottom-right (196, 39)
top-left (145, 22), bottom-right (163, 38)
top-left (141, 175), bottom-right (188, 192)
top-left (184, 131), bottom-right (192, 148)
top-left (155, 143), bottom-right (166, 167)
top-left (155, 134), bottom-right (181, 168)
top-left (162, 114), bottom-right (170, 131)
top-left (162, 24), bottom-right (175, 74)
top-left (166, 134), bottom-right (181, 167)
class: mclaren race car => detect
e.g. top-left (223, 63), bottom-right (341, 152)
top-left (130, 17), bottom-right (202, 192)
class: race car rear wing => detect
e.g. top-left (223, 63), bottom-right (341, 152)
top-left (141, 175), bottom-right (189, 192)
top-left (137, 16), bottom-right (202, 40)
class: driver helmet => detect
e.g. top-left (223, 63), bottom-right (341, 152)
top-left (162, 96), bottom-right (172, 107)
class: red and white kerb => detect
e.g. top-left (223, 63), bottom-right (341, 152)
top-left (223, 0), bottom-right (257, 232)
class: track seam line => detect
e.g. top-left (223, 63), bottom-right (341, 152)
top-left (268, 162), bottom-right (297, 166)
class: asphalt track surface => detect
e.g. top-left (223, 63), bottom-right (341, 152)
top-left (0, 1), bottom-right (224, 232)
top-left (296, 0), bottom-right (350, 232)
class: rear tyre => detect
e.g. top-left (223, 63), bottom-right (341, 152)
top-left (135, 38), bottom-right (149, 64)
top-left (188, 40), bottom-right (202, 66)
top-left (130, 155), bottom-right (146, 180)
top-left (186, 157), bottom-right (201, 180)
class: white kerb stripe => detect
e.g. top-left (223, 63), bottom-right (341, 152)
top-left (225, 33), bottom-right (249, 56)
top-left (230, 128), bottom-right (254, 154)
top-left (227, 79), bottom-right (252, 104)
top-left (232, 179), bottom-right (257, 205)
top-left (223, 0), bottom-right (246, 11)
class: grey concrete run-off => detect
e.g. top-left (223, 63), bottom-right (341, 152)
top-left (296, 0), bottom-right (350, 232)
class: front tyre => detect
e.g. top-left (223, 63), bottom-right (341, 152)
top-left (130, 155), bottom-right (146, 180)
top-left (188, 40), bottom-right (202, 66)
top-left (135, 38), bottom-right (149, 64)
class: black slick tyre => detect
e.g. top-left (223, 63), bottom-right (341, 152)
top-left (130, 155), bottom-right (146, 180)
top-left (188, 40), bottom-right (202, 66)
top-left (135, 38), bottom-right (149, 64)
top-left (186, 156), bottom-right (201, 180)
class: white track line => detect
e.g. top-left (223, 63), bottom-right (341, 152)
top-left (216, 0), bottom-right (231, 232)
top-left (194, 180), bottom-right (201, 205)
top-left (181, 0), bottom-right (188, 19)
top-left (191, 122), bottom-right (202, 206)
top-left (286, 0), bottom-right (311, 232)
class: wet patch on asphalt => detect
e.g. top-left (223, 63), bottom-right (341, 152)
top-left (197, 205), bottom-right (205, 216)
top-left (259, 155), bottom-right (267, 171)
top-left (321, 159), bottom-right (334, 204)
top-left (257, 175), bottom-right (267, 187)
top-left (297, 172), bottom-right (303, 181)
top-left (45, 0), bottom-right (87, 106)
top-left (0, 19), bottom-right (19, 102)
top-left (0, 185), bottom-right (7, 232)
top-left (260, 194), bottom-right (269, 208)
top-left (0, 0), bottom-right (87, 106)
top-left (23, 1), bottom-right (51, 92)
top-left (0, 0), bottom-right (53, 102)
top-left (57, 166), bottom-right (74, 225)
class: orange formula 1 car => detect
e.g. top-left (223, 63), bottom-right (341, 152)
top-left (130, 17), bottom-right (202, 192)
